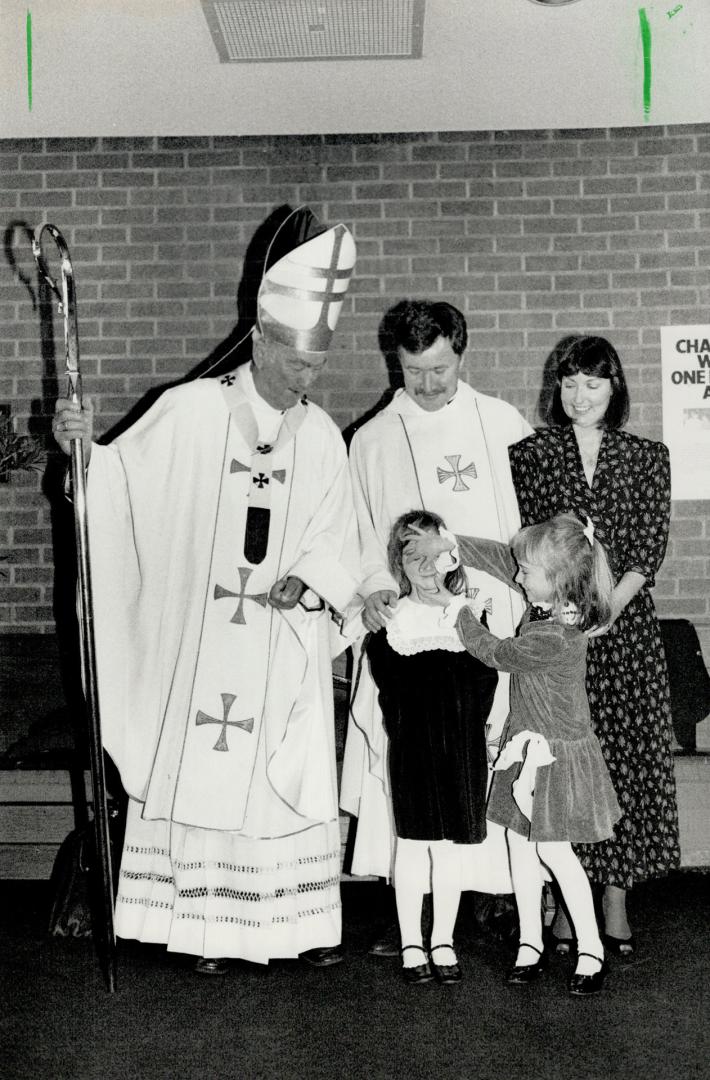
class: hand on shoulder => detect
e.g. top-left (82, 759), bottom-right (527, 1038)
top-left (362, 589), bottom-right (398, 632)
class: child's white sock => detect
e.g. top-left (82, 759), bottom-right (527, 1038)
top-left (394, 837), bottom-right (429, 966)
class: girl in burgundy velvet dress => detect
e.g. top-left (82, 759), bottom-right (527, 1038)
top-left (405, 512), bottom-right (621, 996)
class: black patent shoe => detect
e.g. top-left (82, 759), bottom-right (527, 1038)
top-left (368, 922), bottom-right (401, 958)
top-left (602, 933), bottom-right (636, 957)
top-left (551, 935), bottom-right (575, 957)
top-left (300, 945), bottom-right (344, 968)
top-left (401, 945), bottom-right (434, 985)
top-left (430, 944), bottom-right (462, 984)
top-left (568, 953), bottom-right (607, 996)
top-left (195, 957), bottom-right (230, 976)
top-left (507, 944), bottom-right (546, 985)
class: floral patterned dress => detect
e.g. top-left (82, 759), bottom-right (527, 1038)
top-left (509, 425), bottom-right (680, 889)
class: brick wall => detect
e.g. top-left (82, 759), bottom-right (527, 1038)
top-left (1, 128), bottom-right (709, 645)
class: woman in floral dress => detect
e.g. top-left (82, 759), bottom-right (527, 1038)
top-left (509, 336), bottom-right (680, 953)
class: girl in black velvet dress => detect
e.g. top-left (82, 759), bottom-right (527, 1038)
top-left (365, 510), bottom-right (498, 985)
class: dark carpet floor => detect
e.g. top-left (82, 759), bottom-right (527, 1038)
top-left (2, 872), bottom-right (709, 1080)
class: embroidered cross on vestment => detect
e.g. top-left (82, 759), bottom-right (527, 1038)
top-left (230, 459), bottom-right (287, 486)
top-left (437, 454), bottom-right (477, 492)
top-left (195, 692), bottom-right (254, 752)
top-left (230, 458), bottom-right (287, 562)
top-left (214, 566), bottom-right (268, 624)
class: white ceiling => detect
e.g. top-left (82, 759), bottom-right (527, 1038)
top-left (1, 0), bottom-right (709, 137)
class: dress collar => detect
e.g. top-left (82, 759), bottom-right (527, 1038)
top-left (386, 597), bottom-right (466, 656)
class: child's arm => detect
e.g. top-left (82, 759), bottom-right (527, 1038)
top-left (455, 606), bottom-right (565, 673)
top-left (403, 528), bottom-right (521, 591)
top-left (454, 535), bottom-right (522, 592)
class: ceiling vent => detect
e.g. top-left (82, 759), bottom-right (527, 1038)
top-left (201, 0), bottom-right (425, 62)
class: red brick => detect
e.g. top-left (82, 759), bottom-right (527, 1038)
top-left (526, 292), bottom-right (582, 310)
top-left (497, 161), bottom-right (550, 179)
top-left (0, 127), bottom-right (708, 632)
top-left (523, 217), bottom-right (579, 235)
top-left (380, 164), bottom-right (435, 182)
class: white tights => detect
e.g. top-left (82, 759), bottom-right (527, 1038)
top-left (394, 837), bottom-right (461, 965)
top-left (507, 829), bottom-right (603, 974)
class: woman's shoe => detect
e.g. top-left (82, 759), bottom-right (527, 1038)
top-left (401, 945), bottom-right (434, 985)
top-left (429, 944), bottom-right (462, 985)
top-left (551, 935), bottom-right (575, 957)
top-left (507, 944), bottom-right (546, 985)
top-left (569, 953), bottom-right (607, 996)
top-left (602, 932), bottom-right (636, 957)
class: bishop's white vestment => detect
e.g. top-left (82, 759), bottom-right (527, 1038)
top-left (340, 380), bottom-right (532, 888)
top-left (87, 365), bottom-right (359, 963)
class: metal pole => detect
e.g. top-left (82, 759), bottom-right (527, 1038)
top-left (32, 224), bottom-right (117, 993)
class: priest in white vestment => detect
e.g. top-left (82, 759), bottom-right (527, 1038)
top-left (340, 299), bottom-right (533, 912)
top-left (53, 213), bottom-right (359, 971)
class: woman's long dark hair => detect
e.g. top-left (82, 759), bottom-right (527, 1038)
top-left (387, 509), bottom-right (466, 598)
top-left (547, 335), bottom-right (630, 430)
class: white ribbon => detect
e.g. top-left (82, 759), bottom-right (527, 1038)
top-left (493, 730), bottom-right (556, 821)
top-left (435, 526), bottom-right (461, 572)
top-left (438, 593), bottom-right (471, 629)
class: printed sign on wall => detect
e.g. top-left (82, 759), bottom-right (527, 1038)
top-left (661, 325), bottom-right (710, 501)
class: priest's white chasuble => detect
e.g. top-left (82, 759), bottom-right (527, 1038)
top-left (342, 381), bottom-right (533, 888)
top-left (86, 365), bottom-right (359, 962)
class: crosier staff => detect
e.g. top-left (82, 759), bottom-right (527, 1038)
top-left (32, 223), bottom-right (117, 993)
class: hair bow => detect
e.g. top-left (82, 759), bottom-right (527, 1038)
top-left (435, 528), bottom-right (461, 572)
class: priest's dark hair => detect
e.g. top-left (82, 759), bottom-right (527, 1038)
top-left (547, 335), bottom-right (630, 430)
top-left (380, 299), bottom-right (468, 358)
top-left (388, 509), bottom-right (467, 598)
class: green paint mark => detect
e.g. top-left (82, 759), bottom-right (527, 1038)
top-left (26, 11), bottom-right (32, 111)
top-left (639, 8), bottom-right (652, 121)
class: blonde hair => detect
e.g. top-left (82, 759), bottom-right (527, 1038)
top-left (511, 513), bottom-right (613, 631)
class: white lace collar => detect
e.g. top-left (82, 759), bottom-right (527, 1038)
top-left (386, 593), bottom-right (484, 656)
